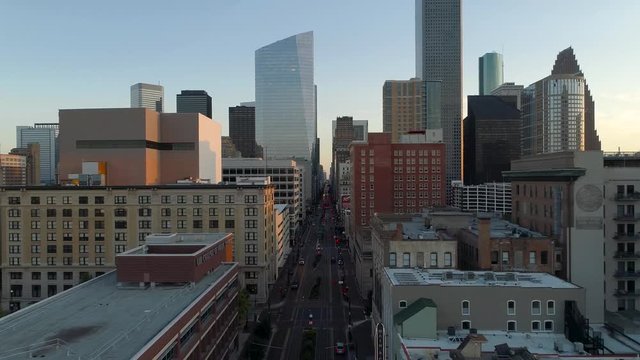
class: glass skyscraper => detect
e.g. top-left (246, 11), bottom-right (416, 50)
top-left (16, 123), bottom-right (58, 184)
top-left (255, 31), bottom-right (315, 160)
top-left (415, 0), bottom-right (462, 201)
top-left (479, 52), bottom-right (504, 95)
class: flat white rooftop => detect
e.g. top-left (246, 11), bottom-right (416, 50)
top-left (385, 268), bottom-right (579, 289)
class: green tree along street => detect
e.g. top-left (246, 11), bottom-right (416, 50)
top-left (237, 289), bottom-right (251, 328)
top-left (300, 329), bottom-right (316, 360)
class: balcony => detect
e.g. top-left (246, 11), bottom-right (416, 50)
top-left (614, 192), bottom-right (640, 201)
top-left (614, 270), bottom-right (640, 278)
top-left (614, 251), bottom-right (640, 259)
top-left (614, 289), bottom-right (640, 297)
top-left (613, 213), bottom-right (640, 222)
top-left (614, 233), bottom-right (640, 241)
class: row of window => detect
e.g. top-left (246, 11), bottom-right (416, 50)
top-left (9, 230), bottom-right (258, 243)
top-left (8, 244), bottom-right (126, 254)
top-left (456, 300), bottom-right (555, 316)
top-left (8, 256), bottom-right (108, 266)
top-left (8, 219), bottom-right (239, 232)
top-left (8, 271), bottom-right (102, 281)
top-left (6, 194), bottom-right (260, 206)
top-left (457, 320), bottom-right (554, 332)
top-left (391, 149), bottom-right (441, 157)
top-left (390, 252), bottom-right (453, 268)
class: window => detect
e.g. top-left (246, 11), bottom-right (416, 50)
top-left (531, 300), bottom-right (541, 315)
top-left (95, 245), bottom-right (105, 253)
top-left (245, 244), bottom-right (257, 253)
top-left (444, 252), bottom-right (452, 267)
top-left (507, 300), bottom-right (516, 315)
top-left (177, 208), bottom-right (187, 216)
top-left (62, 196), bottom-right (71, 204)
top-left (79, 233), bottom-right (89, 241)
top-left (461, 321), bottom-right (471, 330)
top-left (139, 208), bottom-right (152, 217)
top-left (161, 195), bottom-right (171, 204)
top-left (547, 300), bottom-right (555, 315)
top-left (531, 321), bottom-right (541, 331)
top-left (114, 208), bottom-right (127, 217)
top-left (225, 195), bottom-right (234, 204)
top-left (31, 220), bottom-right (41, 229)
top-left (193, 195), bottom-right (202, 204)
top-left (78, 220), bottom-right (88, 229)
top-left (209, 220), bottom-right (219, 229)
top-left (78, 209), bottom-right (88, 217)
top-left (8, 196), bottom-right (20, 205)
top-left (245, 272), bottom-right (258, 279)
top-left (161, 220), bottom-right (171, 229)
top-left (402, 253), bottom-right (410, 267)
top-left (177, 220), bottom-right (186, 229)
top-left (225, 208), bottom-right (235, 216)
top-left (30, 209), bottom-right (39, 217)
top-left (245, 208), bottom-right (257, 216)
top-left (507, 321), bottom-right (517, 332)
top-left (209, 208), bottom-right (218, 216)
top-left (31, 196), bottom-right (41, 204)
top-left (95, 196), bottom-right (104, 204)
top-left (161, 208), bottom-right (171, 216)
top-left (177, 195), bottom-right (186, 204)
top-left (115, 245), bottom-right (126, 253)
top-left (115, 221), bottom-right (127, 229)
top-left (63, 257), bottom-right (72, 265)
top-left (462, 300), bottom-right (470, 315)
top-left (47, 233), bottom-right (56, 241)
top-left (541, 251), bottom-right (548, 265)
top-left (94, 220), bottom-right (104, 229)
top-left (47, 245), bottom-right (57, 253)
top-left (9, 233), bottom-right (21, 241)
top-left (502, 251), bottom-right (509, 265)
top-left (114, 196), bottom-right (127, 204)
top-left (544, 320), bottom-right (553, 332)
top-left (63, 272), bottom-right (73, 280)
top-left (7, 209), bottom-right (20, 217)
top-left (31, 257), bottom-right (41, 266)
top-left (245, 256), bottom-right (257, 265)
top-left (245, 220), bottom-right (257, 228)
top-left (63, 245), bottom-right (72, 254)
top-left (245, 232), bottom-right (257, 241)
top-left (389, 252), bottom-right (397, 267)
top-left (138, 196), bottom-right (150, 204)
top-left (95, 208), bottom-right (105, 217)
top-left (430, 252), bottom-right (438, 267)
top-left (225, 220), bottom-right (235, 228)
top-left (79, 245), bottom-right (88, 254)
top-left (139, 220), bottom-right (151, 229)
top-left (79, 257), bottom-right (89, 265)
top-left (9, 257), bottom-right (21, 265)
top-left (399, 300), bottom-right (407, 308)
top-left (95, 233), bottom-right (105, 241)
top-left (31, 233), bottom-right (40, 242)
top-left (209, 195), bottom-right (218, 203)
top-left (9, 272), bottom-right (22, 279)
top-left (115, 232), bottom-right (127, 241)
top-left (63, 209), bottom-right (72, 217)
top-left (193, 220), bottom-right (202, 228)
top-left (78, 196), bottom-right (88, 204)
top-left (245, 195), bottom-right (257, 203)
top-left (529, 251), bottom-right (536, 265)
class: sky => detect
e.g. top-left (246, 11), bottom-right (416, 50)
top-left (1, 0), bottom-right (639, 173)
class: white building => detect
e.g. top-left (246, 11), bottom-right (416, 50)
top-left (16, 123), bottom-right (57, 184)
top-left (130, 83), bottom-right (164, 112)
top-left (452, 181), bottom-right (512, 215)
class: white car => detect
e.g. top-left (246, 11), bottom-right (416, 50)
top-left (298, 259), bottom-right (305, 265)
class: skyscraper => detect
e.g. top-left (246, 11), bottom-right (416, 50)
top-left (521, 47), bottom-right (600, 156)
top-left (130, 83), bottom-right (164, 112)
top-left (383, 79), bottom-right (441, 143)
top-left (176, 90), bottom-right (212, 118)
top-left (255, 31), bottom-right (315, 160)
top-left (229, 104), bottom-right (259, 158)
top-left (16, 123), bottom-right (58, 184)
top-left (415, 0), bottom-right (462, 200)
top-left (479, 52), bottom-right (504, 95)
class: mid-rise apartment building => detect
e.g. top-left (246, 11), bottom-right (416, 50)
top-left (0, 183), bottom-right (275, 311)
top-left (452, 181), bottom-right (512, 215)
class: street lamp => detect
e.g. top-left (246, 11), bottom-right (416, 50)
top-left (9, 289), bottom-right (15, 313)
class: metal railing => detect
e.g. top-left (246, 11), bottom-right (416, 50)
top-left (613, 233), bottom-right (640, 241)
top-left (614, 270), bottom-right (640, 278)
top-left (614, 251), bottom-right (640, 259)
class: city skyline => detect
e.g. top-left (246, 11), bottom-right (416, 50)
top-left (1, 0), bottom-right (638, 172)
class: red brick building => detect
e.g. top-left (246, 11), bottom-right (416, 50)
top-left (348, 131), bottom-right (446, 297)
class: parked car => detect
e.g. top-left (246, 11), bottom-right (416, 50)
top-left (335, 342), bottom-right (346, 355)
top-left (290, 281), bottom-right (299, 290)
top-left (298, 258), bottom-right (305, 265)
top-left (337, 259), bottom-right (344, 266)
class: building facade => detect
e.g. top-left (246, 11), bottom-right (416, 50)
top-left (452, 181), bottom-right (512, 215)
top-left (222, 158), bottom-right (303, 237)
top-left (0, 154), bottom-right (26, 186)
top-left (479, 52), bottom-right (504, 95)
top-left (130, 82), bottom-right (163, 112)
top-left (0, 233), bottom-right (240, 360)
top-left (58, 108), bottom-right (222, 185)
top-left (491, 82), bottom-right (524, 110)
top-left (0, 183), bottom-right (276, 311)
top-left (229, 105), bottom-right (259, 158)
top-left (274, 204), bottom-right (291, 270)
top-left (504, 151), bottom-right (605, 323)
top-left (416, 0), bottom-right (462, 198)
top-left (349, 132), bottom-right (447, 297)
top-left (176, 90), bottom-right (212, 118)
top-left (255, 32), bottom-right (316, 161)
top-left (463, 95), bottom-right (521, 184)
top-left (10, 144), bottom-right (40, 186)
top-left (16, 123), bottom-right (58, 185)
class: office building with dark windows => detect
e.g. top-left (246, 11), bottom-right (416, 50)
top-left (0, 232), bottom-right (240, 360)
top-left (176, 90), bottom-right (212, 118)
top-left (16, 123), bottom-right (58, 185)
top-left (255, 32), bottom-right (316, 161)
top-left (58, 108), bottom-right (222, 185)
top-left (416, 0), bottom-right (462, 200)
top-left (229, 104), bottom-right (259, 158)
top-left (130, 82), bottom-right (164, 112)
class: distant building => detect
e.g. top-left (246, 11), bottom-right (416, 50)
top-left (479, 52), bottom-right (504, 95)
top-left (16, 123), bottom-right (58, 184)
top-left (222, 136), bottom-right (242, 158)
top-left (229, 105), bottom-right (259, 157)
top-left (0, 154), bottom-right (26, 186)
top-left (491, 82), bottom-right (524, 110)
top-left (452, 181), bottom-right (512, 215)
top-left (416, 0), bottom-right (462, 199)
top-left (255, 32), bottom-right (316, 161)
top-left (463, 95), bottom-right (521, 184)
top-left (274, 204), bottom-right (291, 270)
top-left (176, 90), bottom-right (212, 118)
top-left (0, 183), bottom-right (275, 310)
top-left (521, 47), bottom-right (600, 156)
top-left (0, 232), bottom-right (240, 360)
top-left (130, 82), bottom-right (163, 112)
top-left (349, 131), bottom-right (447, 297)
top-left (10, 143), bottom-right (40, 185)
top-left (58, 108), bottom-right (222, 185)
top-left (380, 268), bottom-right (586, 360)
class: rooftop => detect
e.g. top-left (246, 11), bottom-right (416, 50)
top-left (402, 220), bottom-right (452, 241)
top-left (385, 268), bottom-right (579, 289)
top-left (122, 232), bottom-right (230, 255)
top-left (466, 216), bottom-right (546, 239)
top-left (0, 263), bottom-right (237, 360)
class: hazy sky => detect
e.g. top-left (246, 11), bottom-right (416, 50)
top-left (1, 0), bottom-right (638, 172)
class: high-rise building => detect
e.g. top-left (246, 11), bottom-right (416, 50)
top-left (255, 32), bottom-right (315, 160)
top-left (130, 83), bottom-right (164, 112)
top-left (452, 181), bottom-right (512, 215)
top-left (221, 136), bottom-right (242, 158)
top-left (10, 143), bottom-right (40, 185)
top-left (16, 123), bottom-right (58, 184)
top-left (463, 95), bottom-right (521, 184)
top-left (58, 108), bottom-right (222, 185)
top-left (0, 154), bottom-right (26, 186)
top-left (176, 90), bottom-right (212, 118)
top-left (491, 82), bottom-right (525, 109)
top-left (416, 0), bottom-right (462, 198)
top-left (229, 105), bottom-right (259, 158)
top-left (521, 47), bottom-right (601, 156)
top-left (479, 52), bottom-right (504, 95)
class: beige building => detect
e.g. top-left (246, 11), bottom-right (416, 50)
top-left (0, 183), bottom-right (275, 312)
top-left (0, 154), bottom-right (27, 186)
top-left (383, 79), bottom-right (424, 143)
top-left (58, 108), bottom-right (222, 186)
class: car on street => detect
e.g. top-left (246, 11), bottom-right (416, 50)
top-left (335, 342), bottom-right (346, 355)
top-left (338, 259), bottom-right (344, 266)
top-left (298, 258), bottom-right (305, 265)
top-left (290, 281), bottom-right (299, 290)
